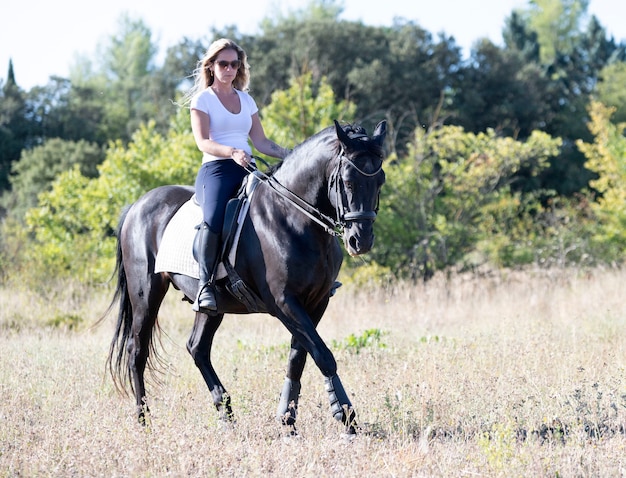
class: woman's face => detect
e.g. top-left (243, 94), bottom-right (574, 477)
top-left (212, 48), bottom-right (240, 85)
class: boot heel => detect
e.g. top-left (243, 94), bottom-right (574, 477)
top-left (193, 283), bottom-right (217, 311)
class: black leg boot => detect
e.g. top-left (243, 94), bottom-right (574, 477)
top-left (192, 222), bottom-right (220, 312)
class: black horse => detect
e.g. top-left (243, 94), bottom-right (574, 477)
top-left (104, 120), bottom-right (387, 435)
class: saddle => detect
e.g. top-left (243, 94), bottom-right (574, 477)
top-left (154, 172), bottom-right (266, 312)
top-left (195, 173), bottom-right (266, 312)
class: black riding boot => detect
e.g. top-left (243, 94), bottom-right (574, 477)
top-left (192, 223), bottom-right (220, 312)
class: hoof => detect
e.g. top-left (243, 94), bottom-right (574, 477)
top-left (137, 404), bottom-right (151, 427)
top-left (281, 427), bottom-right (301, 443)
top-left (330, 281), bottom-right (342, 297)
top-left (216, 417), bottom-right (236, 432)
top-left (340, 431), bottom-right (356, 443)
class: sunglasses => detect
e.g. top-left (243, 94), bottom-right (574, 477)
top-left (216, 60), bottom-right (241, 70)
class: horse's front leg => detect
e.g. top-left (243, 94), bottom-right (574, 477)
top-left (324, 374), bottom-right (357, 434)
top-left (186, 311), bottom-right (233, 422)
top-left (277, 299), bottom-right (357, 435)
top-left (276, 338), bottom-right (307, 433)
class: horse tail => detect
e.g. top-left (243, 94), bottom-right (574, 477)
top-left (102, 205), bottom-right (134, 395)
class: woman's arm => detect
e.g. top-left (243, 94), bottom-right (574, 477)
top-left (249, 113), bottom-right (290, 159)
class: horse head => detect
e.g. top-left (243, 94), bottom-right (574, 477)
top-left (331, 120), bottom-right (387, 256)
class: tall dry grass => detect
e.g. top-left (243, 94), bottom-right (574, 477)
top-left (1, 268), bottom-right (626, 477)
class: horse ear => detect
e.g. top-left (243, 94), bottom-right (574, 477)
top-left (373, 120), bottom-right (387, 140)
top-left (334, 120), bottom-right (350, 145)
top-left (372, 120), bottom-right (387, 153)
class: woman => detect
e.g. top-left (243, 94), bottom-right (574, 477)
top-left (186, 38), bottom-right (290, 312)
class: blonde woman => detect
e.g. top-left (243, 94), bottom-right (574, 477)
top-left (187, 38), bottom-right (290, 312)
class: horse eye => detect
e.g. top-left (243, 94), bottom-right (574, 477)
top-left (344, 181), bottom-right (354, 191)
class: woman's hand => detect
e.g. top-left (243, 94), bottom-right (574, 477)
top-left (231, 148), bottom-right (251, 168)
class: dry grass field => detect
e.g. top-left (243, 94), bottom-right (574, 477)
top-left (2, 268), bottom-right (626, 477)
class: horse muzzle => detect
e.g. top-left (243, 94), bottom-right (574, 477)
top-left (343, 211), bottom-right (377, 256)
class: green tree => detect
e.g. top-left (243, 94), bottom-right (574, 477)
top-left (503, 10), bottom-right (541, 63)
top-left (69, 13), bottom-right (181, 142)
top-left (22, 110), bottom-right (197, 283)
top-left (29, 78), bottom-right (107, 144)
top-left (454, 39), bottom-right (551, 140)
top-left (1, 139), bottom-right (103, 220)
top-left (242, 1), bottom-right (462, 153)
top-left (259, 72), bottom-right (356, 152)
top-left (159, 37), bottom-right (207, 95)
top-left (0, 67), bottom-right (31, 194)
top-left (0, 13), bottom-right (194, 206)
top-left (577, 101), bottom-right (626, 259)
top-left (98, 13), bottom-right (159, 140)
top-left (527, 0), bottom-right (589, 64)
top-left (595, 62), bottom-right (626, 125)
top-left (372, 125), bottom-right (562, 279)
top-left (502, 1), bottom-right (625, 196)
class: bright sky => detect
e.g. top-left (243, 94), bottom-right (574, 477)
top-left (1, 0), bottom-right (624, 90)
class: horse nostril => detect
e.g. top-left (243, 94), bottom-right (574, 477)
top-left (349, 235), bottom-right (361, 253)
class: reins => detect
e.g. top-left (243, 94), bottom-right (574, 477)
top-left (247, 157), bottom-right (344, 236)
top-left (247, 132), bottom-right (383, 237)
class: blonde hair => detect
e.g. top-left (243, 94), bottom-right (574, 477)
top-left (183, 38), bottom-right (250, 105)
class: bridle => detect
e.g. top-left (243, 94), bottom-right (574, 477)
top-left (328, 145), bottom-right (383, 226)
top-left (249, 147), bottom-right (383, 237)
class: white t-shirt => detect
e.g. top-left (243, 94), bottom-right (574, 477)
top-left (191, 88), bottom-right (258, 163)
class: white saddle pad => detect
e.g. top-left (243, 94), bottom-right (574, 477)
top-left (154, 198), bottom-right (204, 279)
top-left (155, 197), bottom-right (246, 280)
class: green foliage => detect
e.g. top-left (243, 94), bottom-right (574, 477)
top-left (0, 214), bottom-right (30, 283)
top-left (46, 313), bottom-right (83, 330)
top-left (503, 0), bottom-right (621, 195)
top-left (248, 9), bottom-right (460, 153)
top-left (259, 72), bottom-right (356, 151)
top-left (373, 125), bottom-right (562, 278)
top-left (331, 328), bottom-right (387, 354)
top-left (577, 101), bottom-right (626, 261)
top-left (456, 41), bottom-right (551, 139)
top-left (476, 192), bottom-right (598, 268)
top-left (22, 112), bottom-right (197, 284)
top-left (526, 0), bottom-right (589, 64)
top-left (340, 261), bottom-right (394, 288)
top-left (2, 139), bottom-right (103, 220)
top-left (68, 14), bottom-right (181, 143)
top-left (0, 79), bottom-right (29, 192)
top-left (595, 62), bottom-right (626, 125)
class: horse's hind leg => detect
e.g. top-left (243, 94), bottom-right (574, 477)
top-left (127, 273), bottom-right (168, 424)
top-left (186, 311), bottom-right (233, 422)
top-left (276, 338), bottom-right (307, 432)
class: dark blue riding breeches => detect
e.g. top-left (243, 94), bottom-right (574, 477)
top-left (195, 159), bottom-right (247, 234)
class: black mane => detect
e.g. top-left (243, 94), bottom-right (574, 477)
top-left (264, 122), bottom-right (380, 176)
